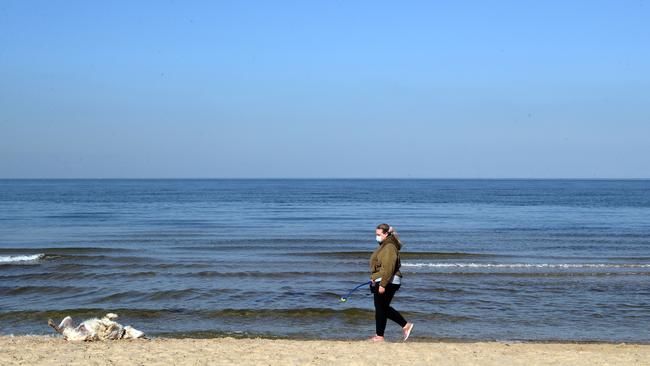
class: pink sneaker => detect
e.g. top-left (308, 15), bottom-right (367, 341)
top-left (403, 323), bottom-right (414, 341)
top-left (369, 335), bottom-right (385, 342)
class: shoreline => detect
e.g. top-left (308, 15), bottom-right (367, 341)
top-left (2, 336), bottom-right (649, 365)
top-left (6, 332), bottom-right (650, 345)
top-left (5, 332), bottom-right (650, 345)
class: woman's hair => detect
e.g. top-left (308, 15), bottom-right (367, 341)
top-left (376, 223), bottom-right (402, 247)
top-left (376, 223), bottom-right (390, 234)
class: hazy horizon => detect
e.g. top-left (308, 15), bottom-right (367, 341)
top-left (2, 177), bottom-right (650, 180)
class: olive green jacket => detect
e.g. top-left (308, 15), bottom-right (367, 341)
top-left (369, 234), bottom-right (402, 287)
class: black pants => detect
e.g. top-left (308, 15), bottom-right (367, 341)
top-left (371, 282), bottom-right (407, 336)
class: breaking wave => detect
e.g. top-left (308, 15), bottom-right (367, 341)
top-left (0, 254), bottom-right (45, 263)
top-left (402, 262), bottom-right (650, 268)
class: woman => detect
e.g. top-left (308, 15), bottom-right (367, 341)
top-left (369, 223), bottom-right (414, 342)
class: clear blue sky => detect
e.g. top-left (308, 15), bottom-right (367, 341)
top-left (1, 1), bottom-right (648, 178)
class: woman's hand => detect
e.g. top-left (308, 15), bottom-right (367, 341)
top-left (378, 286), bottom-right (385, 294)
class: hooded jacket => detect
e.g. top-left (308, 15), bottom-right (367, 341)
top-left (369, 234), bottom-right (402, 288)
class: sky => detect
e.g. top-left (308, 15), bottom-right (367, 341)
top-left (1, 1), bottom-right (649, 178)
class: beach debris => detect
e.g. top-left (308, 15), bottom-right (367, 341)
top-left (47, 313), bottom-right (147, 341)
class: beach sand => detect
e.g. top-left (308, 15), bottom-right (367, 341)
top-left (1, 336), bottom-right (649, 365)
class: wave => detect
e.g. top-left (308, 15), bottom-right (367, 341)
top-left (0, 254), bottom-right (44, 263)
top-left (89, 288), bottom-right (241, 303)
top-left (0, 285), bottom-right (93, 296)
top-left (49, 254), bottom-right (157, 263)
top-left (402, 262), bottom-right (650, 268)
top-left (175, 270), bottom-right (369, 279)
top-left (46, 262), bottom-right (213, 272)
top-left (0, 307), bottom-right (471, 323)
top-left (151, 330), bottom-right (285, 339)
top-left (0, 247), bottom-right (134, 255)
top-left (203, 307), bottom-right (471, 323)
top-left (0, 308), bottom-right (181, 321)
top-left (0, 253), bottom-right (159, 266)
top-left (167, 239), bottom-right (362, 251)
top-left (302, 251), bottom-right (496, 259)
top-left (43, 211), bottom-right (115, 219)
top-left (0, 271), bottom-right (158, 281)
top-left (0, 270), bottom-right (366, 282)
top-left (406, 271), bottom-right (650, 278)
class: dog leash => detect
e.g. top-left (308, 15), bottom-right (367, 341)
top-left (339, 281), bottom-right (372, 302)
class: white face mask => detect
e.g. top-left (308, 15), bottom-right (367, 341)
top-left (376, 235), bottom-right (382, 243)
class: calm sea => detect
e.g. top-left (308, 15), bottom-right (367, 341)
top-left (1, 179), bottom-right (649, 342)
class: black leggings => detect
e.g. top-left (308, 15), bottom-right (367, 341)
top-left (372, 283), bottom-right (407, 336)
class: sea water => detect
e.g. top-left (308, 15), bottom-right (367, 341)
top-left (1, 179), bottom-right (649, 341)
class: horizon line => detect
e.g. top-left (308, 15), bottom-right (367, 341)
top-left (1, 177), bottom-right (649, 181)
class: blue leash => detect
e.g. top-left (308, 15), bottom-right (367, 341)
top-left (339, 281), bottom-right (372, 302)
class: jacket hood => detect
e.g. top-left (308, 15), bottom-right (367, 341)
top-left (381, 234), bottom-right (401, 250)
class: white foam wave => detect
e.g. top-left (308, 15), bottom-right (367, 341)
top-left (402, 262), bottom-right (650, 268)
top-left (0, 254), bottom-right (45, 263)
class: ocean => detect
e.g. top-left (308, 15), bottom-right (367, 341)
top-left (1, 179), bottom-right (649, 342)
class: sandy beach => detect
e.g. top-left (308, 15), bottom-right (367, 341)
top-left (1, 336), bottom-right (649, 366)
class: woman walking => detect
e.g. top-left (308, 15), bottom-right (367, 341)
top-left (369, 223), bottom-right (414, 342)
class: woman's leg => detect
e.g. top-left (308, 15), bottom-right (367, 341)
top-left (386, 306), bottom-right (408, 327)
top-left (373, 289), bottom-right (389, 336)
top-left (374, 283), bottom-right (407, 335)
top-left (384, 284), bottom-right (407, 327)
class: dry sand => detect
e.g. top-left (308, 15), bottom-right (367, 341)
top-left (1, 336), bottom-right (649, 365)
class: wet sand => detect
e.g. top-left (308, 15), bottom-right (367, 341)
top-left (1, 336), bottom-right (649, 365)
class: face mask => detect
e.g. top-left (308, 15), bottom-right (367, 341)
top-left (376, 235), bottom-right (382, 243)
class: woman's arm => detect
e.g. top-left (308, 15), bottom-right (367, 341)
top-left (377, 244), bottom-right (398, 288)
